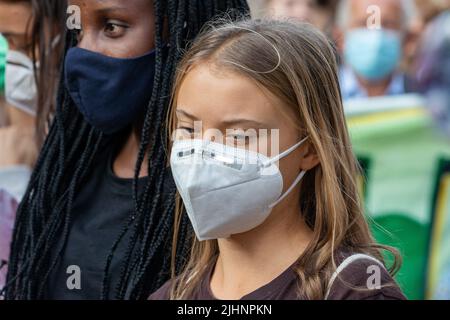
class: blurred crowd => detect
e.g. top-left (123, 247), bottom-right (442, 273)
top-left (0, 0), bottom-right (449, 300)
top-left (252, 0), bottom-right (450, 102)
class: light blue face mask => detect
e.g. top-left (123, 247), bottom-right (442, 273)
top-left (344, 28), bottom-right (402, 81)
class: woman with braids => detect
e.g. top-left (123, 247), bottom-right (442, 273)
top-left (4, 0), bottom-right (249, 300)
top-left (151, 19), bottom-right (406, 300)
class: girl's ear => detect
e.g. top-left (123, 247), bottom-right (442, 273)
top-left (299, 142), bottom-right (320, 171)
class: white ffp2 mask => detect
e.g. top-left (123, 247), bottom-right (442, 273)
top-left (170, 137), bottom-right (308, 241)
top-left (5, 50), bottom-right (38, 116)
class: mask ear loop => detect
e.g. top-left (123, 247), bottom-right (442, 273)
top-left (266, 136), bottom-right (310, 209)
top-left (269, 170), bottom-right (307, 208)
top-left (263, 136), bottom-right (309, 167)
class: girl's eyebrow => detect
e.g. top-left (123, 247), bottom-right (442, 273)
top-left (221, 118), bottom-right (267, 129)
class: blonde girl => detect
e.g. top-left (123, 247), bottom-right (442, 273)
top-left (150, 19), bottom-right (405, 300)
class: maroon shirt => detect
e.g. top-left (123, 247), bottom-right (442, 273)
top-left (149, 252), bottom-right (406, 300)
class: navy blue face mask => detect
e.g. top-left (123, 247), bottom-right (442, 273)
top-left (64, 47), bottom-right (157, 134)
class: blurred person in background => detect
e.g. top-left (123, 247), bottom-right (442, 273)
top-left (0, 0), bottom-right (66, 146)
top-left (415, 0), bottom-right (450, 25)
top-left (0, 0), bottom-right (66, 292)
top-left (416, 10), bottom-right (450, 137)
top-left (337, 0), bottom-right (418, 99)
top-left (314, 0), bottom-right (339, 36)
top-left (0, 33), bottom-right (15, 293)
top-left (266, 0), bottom-right (316, 22)
top-left (403, 0), bottom-right (450, 79)
top-left (253, 0), bottom-right (339, 36)
top-left (0, 0), bottom-right (38, 173)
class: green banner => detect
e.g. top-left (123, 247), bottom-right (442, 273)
top-left (346, 94), bottom-right (450, 300)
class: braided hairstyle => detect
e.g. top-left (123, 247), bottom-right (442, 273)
top-left (4, 0), bottom-right (249, 300)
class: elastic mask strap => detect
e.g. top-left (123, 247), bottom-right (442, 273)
top-left (269, 170), bottom-right (307, 208)
top-left (265, 136), bottom-right (309, 166)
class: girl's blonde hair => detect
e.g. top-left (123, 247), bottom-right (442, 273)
top-left (167, 18), bottom-right (401, 300)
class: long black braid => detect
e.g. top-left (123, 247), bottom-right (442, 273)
top-left (3, 0), bottom-right (249, 300)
